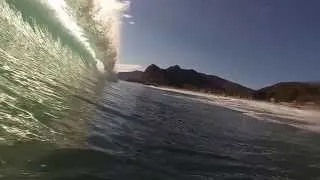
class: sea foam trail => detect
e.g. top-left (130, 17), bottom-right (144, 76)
top-left (149, 86), bottom-right (320, 133)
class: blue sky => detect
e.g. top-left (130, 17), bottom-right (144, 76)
top-left (119, 0), bottom-right (320, 89)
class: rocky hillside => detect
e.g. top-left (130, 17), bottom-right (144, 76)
top-left (118, 65), bottom-right (320, 105)
top-left (254, 82), bottom-right (320, 105)
top-left (118, 64), bottom-right (254, 98)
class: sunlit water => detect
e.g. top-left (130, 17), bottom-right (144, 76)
top-left (1, 0), bottom-right (320, 179)
top-left (1, 81), bottom-right (320, 179)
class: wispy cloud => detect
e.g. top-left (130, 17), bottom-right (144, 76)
top-left (115, 63), bottom-right (143, 72)
top-left (123, 14), bottom-right (133, 18)
top-left (129, 21), bottom-right (135, 25)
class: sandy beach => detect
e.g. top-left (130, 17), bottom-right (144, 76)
top-left (149, 85), bottom-right (320, 133)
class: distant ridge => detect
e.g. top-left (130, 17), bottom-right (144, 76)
top-left (118, 64), bottom-right (253, 97)
top-left (118, 65), bottom-right (320, 105)
top-left (254, 82), bottom-right (320, 105)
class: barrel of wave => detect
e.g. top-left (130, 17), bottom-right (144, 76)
top-left (0, 0), bottom-right (96, 145)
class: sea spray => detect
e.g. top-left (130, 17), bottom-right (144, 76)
top-left (65, 0), bottom-right (129, 72)
top-left (46, 0), bottom-right (106, 72)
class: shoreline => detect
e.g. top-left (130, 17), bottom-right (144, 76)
top-left (149, 85), bottom-right (320, 111)
top-left (144, 84), bottom-right (320, 132)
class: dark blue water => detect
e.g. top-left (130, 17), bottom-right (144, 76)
top-left (1, 81), bottom-right (320, 180)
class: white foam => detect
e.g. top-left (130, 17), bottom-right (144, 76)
top-left (47, 0), bottom-right (129, 73)
top-left (47, 0), bottom-right (100, 63)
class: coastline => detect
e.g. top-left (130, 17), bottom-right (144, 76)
top-left (145, 84), bottom-right (320, 132)
top-left (151, 85), bottom-right (320, 109)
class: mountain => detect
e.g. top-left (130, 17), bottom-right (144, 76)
top-left (117, 70), bottom-right (144, 83)
top-left (254, 82), bottom-right (320, 105)
top-left (118, 64), bottom-right (254, 97)
top-left (118, 65), bottom-right (320, 105)
top-left (117, 65), bottom-right (320, 105)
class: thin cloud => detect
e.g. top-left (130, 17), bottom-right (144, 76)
top-left (115, 63), bottom-right (143, 72)
top-left (123, 14), bottom-right (133, 18)
top-left (129, 21), bottom-right (135, 25)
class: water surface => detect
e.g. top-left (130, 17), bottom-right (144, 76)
top-left (2, 81), bottom-right (320, 179)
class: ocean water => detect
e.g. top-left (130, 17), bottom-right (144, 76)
top-left (1, 0), bottom-right (320, 179)
top-left (1, 81), bottom-right (320, 179)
